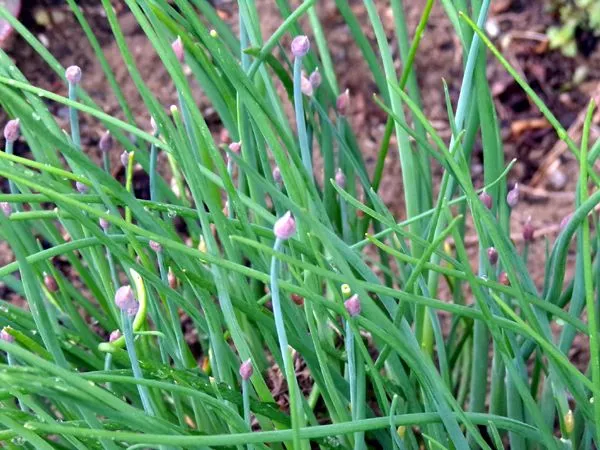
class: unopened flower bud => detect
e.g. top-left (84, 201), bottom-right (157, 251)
top-left (479, 191), bottom-right (493, 210)
top-left (300, 73), bottom-right (313, 96)
top-left (99, 131), bottom-right (113, 153)
top-left (309, 69), bottom-right (322, 89)
top-left (1, 202), bottom-right (12, 217)
top-left (487, 247), bottom-right (498, 265)
top-left (291, 35), bottom-right (310, 57)
top-left (239, 359), bottom-right (253, 380)
top-left (291, 293), bottom-right (304, 306)
top-left (272, 166), bottom-right (282, 183)
top-left (150, 116), bottom-right (158, 135)
top-left (76, 181), bottom-right (88, 193)
top-left (3, 119), bottom-right (20, 142)
top-left (228, 141), bottom-right (241, 154)
top-left (0, 327), bottom-right (14, 343)
top-left (273, 211), bottom-right (296, 240)
top-left (197, 236), bottom-right (207, 253)
top-left (65, 65), bottom-right (82, 84)
top-left (336, 89), bottom-right (350, 116)
top-left (172, 36), bottom-right (184, 63)
top-left (120, 151), bottom-right (130, 167)
top-left (44, 273), bottom-right (58, 292)
top-left (397, 426), bottom-right (406, 439)
top-left (344, 294), bottom-right (361, 317)
top-left (168, 267), bottom-right (178, 289)
top-left (341, 283), bottom-right (352, 299)
top-left (335, 168), bottom-right (346, 188)
top-left (522, 217), bottom-right (535, 243)
top-left (149, 240), bottom-right (162, 252)
top-left (498, 272), bottom-right (510, 286)
top-left (564, 409), bottom-right (574, 435)
top-left (109, 329), bottom-right (121, 342)
top-left (115, 285), bottom-right (139, 316)
top-left (99, 214), bottom-right (110, 231)
top-left (220, 129), bottom-right (231, 145)
top-left (506, 183), bottom-right (520, 208)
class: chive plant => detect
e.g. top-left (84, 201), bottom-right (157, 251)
top-left (0, 0), bottom-right (598, 449)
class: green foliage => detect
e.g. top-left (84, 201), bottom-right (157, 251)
top-left (0, 0), bottom-right (597, 449)
top-left (547, 0), bottom-right (600, 56)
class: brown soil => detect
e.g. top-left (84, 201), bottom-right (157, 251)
top-left (0, 1), bottom-right (596, 352)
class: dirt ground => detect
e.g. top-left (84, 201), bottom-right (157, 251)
top-left (1, 2), bottom-right (596, 314)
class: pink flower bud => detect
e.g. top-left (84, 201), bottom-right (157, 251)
top-left (149, 240), bottom-right (162, 252)
top-left (309, 69), bottom-right (322, 89)
top-left (273, 211), bottom-right (296, 240)
top-left (172, 36), bottom-right (184, 63)
top-left (335, 168), bottom-right (346, 188)
top-left (120, 151), bottom-right (130, 167)
top-left (291, 35), bottom-right (310, 57)
top-left (336, 89), bottom-right (350, 116)
top-left (506, 183), bottom-right (519, 208)
top-left (65, 65), bottom-right (82, 84)
top-left (75, 181), bottom-right (88, 193)
top-left (0, 327), bottom-right (14, 343)
top-left (344, 294), bottom-right (361, 317)
top-left (99, 215), bottom-right (110, 231)
top-left (109, 329), bottom-right (121, 342)
top-left (99, 131), bottom-right (113, 153)
top-left (220, 128), bottom-right (231, 144)
top-left (522, 217), bottom-right (535, 243)
top-left (487, 247), bottom-right (498, 265)
top-left (1, 202), bottom-right (12, 217)
top-left (479, 191), bottom-right (493, 210)
top-left (3, 119), bottom-right (20, 142)
top-left (168, 267), bottom-right (178, 289)
top-left (44, 273), bottom-right (58, 292)
top-left (272, 166), bottom-right (282, 183)
top-left (499, 272), bottom-right (510, 286)
top-left (228, 141), bottom-right (242, 154)
top-left (115, 285), bottom-right (139, 316)
top-left (239, 359), bottom-right (253, 380)
top-left (291, 293), bottom-right (304, 306)
top-left (300, 73), bottom-right (313, 96)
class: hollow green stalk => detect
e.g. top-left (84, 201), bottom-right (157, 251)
top-left (340, 196), bottom-right (350, 243)
top-left (579, 100), bottom-right (600, 445)
top-left (4, 139), bottom-right (20, 212)
top-left (122, 310), bottom-right (154, 416)
top-left (103, 351), bottom-right (114, 391)
top-left (149, 125), bottom-right (187, 367)
top-left (67, 82), bottom-right (81, 151)
top-left (242, 378), bottom-right (252, 450)
top-left (293, 57), bottom-right (312, 177)
top-left (270, 237), bottom-right (302, 449)
top-left (4, 350), bottom-right (27, 412)
top-left (345, 318), bottom-right (365, 450)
